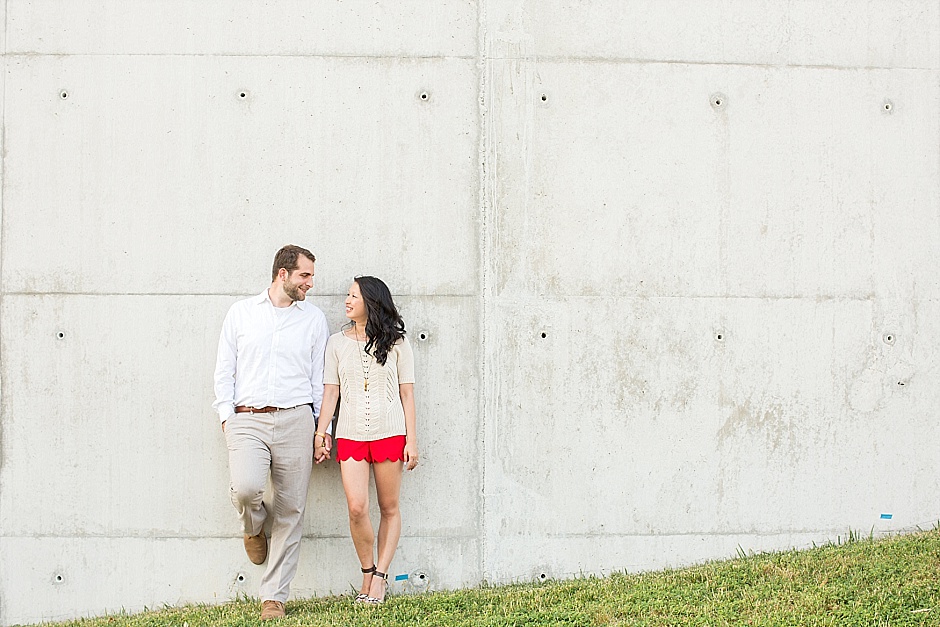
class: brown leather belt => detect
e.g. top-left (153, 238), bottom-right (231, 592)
top-left (235, 405), bottom-right (285, 414)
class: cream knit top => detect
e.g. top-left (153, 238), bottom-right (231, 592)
top-left (324, 331), bottom-right (415, 441)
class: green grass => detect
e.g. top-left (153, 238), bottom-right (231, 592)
top-left (27, 528), bottom-right (940, 627)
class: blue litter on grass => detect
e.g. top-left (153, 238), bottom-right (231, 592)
top-left (395, 574), bottom-right (409, 581)
top-left (880, 513), bottom-right (893, 519)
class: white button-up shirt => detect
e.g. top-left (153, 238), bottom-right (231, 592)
top-left (213, 289), bottom-right (330, 423)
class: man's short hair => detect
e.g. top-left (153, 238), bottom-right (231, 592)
top-left (272, 244), bottom-right (316, 280)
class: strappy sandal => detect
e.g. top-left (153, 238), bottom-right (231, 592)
top-left (365, 570), bottom-right (389, 605)
top-left (355, 565), bottom-right (376, 603)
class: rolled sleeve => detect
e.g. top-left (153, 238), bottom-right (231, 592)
top-left (324, 335), bottom-right (341, 385)
top-left (308, 311), bottom-right (330, 420)
top-left (396, 337), bottom-right (416, 384)
top-left (212, 305), bottom-right (239, 423)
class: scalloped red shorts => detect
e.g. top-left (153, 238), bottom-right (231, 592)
top-left (336, 435), bottom-right (406, 463)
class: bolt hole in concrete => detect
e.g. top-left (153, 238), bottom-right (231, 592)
top-left (54, 574), bottom-right (64, 583)
top-left (883, 99), bottom-right (893, 113)
top-left (419, 91), bottom-right (429, 101)
top-left (883, 333), bottom-right (896, 345)
top-left (540, 332), bottom-right (547, 339)
top-left (538, 572), bottom-right (548, 581)
top-left (417, 331), bottom-right (429, 341)
top-left (55, 331), bottom-right (66, 340)
top-left (710, 92), bottom-right (727, 109)
top-left (236, 573), bottom-right (246, 583)
top-left (239, 91), bottom-right (248, 99)
top-left (715, 332), bottom-right (724, 341)
top-left (541, 94), bottom-right (547, 102)
top-left (410, 571), bottom-right (430, 590)
top-left (59, 90), bottom-right (69, 100)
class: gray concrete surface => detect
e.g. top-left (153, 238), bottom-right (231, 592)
top-left (1, 1), bottom-right (938, 624)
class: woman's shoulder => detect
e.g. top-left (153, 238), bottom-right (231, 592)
top-left (327, 330), bottom-right (351, 345)
top-left (392, 335), bottom-right (413, 351)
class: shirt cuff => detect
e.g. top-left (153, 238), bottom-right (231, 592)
top-left (218, 405), bottom-right (235, 423)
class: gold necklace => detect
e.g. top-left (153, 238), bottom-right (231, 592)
top-left (355, 325), bottom-right (374, 391)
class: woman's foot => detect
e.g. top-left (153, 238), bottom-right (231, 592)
top-left (355, 565), bottom-right (376, 602)
top-left (366, 570), bottom-right (389, 604)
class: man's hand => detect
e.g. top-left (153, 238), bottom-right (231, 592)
top-left (314, 434), bottom-right (332, 464)
top-left (221, 420), bottom-right (227, 433)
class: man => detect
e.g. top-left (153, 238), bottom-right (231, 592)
top-left (213, 244), bottom-right (330, 620)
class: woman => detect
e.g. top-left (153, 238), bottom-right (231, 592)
top-left (314, 276), bottom-right (419, 605)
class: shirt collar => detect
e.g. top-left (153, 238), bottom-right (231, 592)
top-left (253, 289), bottom-right (307, 310)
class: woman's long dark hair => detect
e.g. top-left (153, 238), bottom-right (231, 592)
top-left (354, 276), bottom-right (406, 366)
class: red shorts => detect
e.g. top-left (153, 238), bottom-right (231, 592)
top-left (336, 435), bottom-right (406, 463)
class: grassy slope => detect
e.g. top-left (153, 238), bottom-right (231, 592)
top-left (30, 529), bottom-right (940, 627)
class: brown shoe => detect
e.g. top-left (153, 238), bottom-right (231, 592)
top-left (244, 530), bottom-right (267, 565)
top-left (260, 600), bottom-right (285, 620)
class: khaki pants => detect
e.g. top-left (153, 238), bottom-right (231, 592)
top-left (225, 405), bottom-right (314, 603)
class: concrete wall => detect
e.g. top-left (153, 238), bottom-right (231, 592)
top-left (1, 1), bottom-right (938, 624)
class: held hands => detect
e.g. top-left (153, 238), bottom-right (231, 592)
top-left (404, 438), bottom-right (419, 471)
top-left (314, 432), bottom-right (332, 464)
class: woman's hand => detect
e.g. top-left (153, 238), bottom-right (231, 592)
top-left (314, 434), bottom-right (332, 464)
top-left (315, 385), bottom-right (339, 464)
top-left (399, 383), bottom-right (418, 471)
top-left (404, 437), bottom-right (419, 471)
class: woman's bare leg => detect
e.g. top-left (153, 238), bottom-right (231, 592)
top-left (341, 459), bottom-right (375, 596)
top-left (369, 460), bottom-right (403, 601)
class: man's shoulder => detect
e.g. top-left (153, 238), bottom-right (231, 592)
top-left (297, 302), bottom-right (329, 338)
top-left (229, 291), bottom-right (265, 309)
top-left (298, 300), bottom-right (328, 321)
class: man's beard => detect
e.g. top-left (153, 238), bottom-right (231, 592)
top-left (284, 281), bottom-right (306, 301)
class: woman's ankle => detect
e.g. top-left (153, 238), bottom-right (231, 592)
top-left (369, 574), bottom-right (388, 600)
top-left (358, 564), bottom-right (376, 596)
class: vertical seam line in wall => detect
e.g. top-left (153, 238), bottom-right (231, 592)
top-left (0, 0), bottom-right (7, 462)
top-left (0, 1), bottom-right (7, 622)
top-left (476, 0), bottom-right (489, 584)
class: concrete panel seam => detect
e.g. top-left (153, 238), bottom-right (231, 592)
top-left (492, 295), bottom-right (885, 303)
top-left (3, 51), bottom-right (928, 72)
top-left (2, 52), bottom-right (476, 61)
top-left (539, 529), bottom-right (901, 539)
top-left (477, 0), bottom-right (490, 583)
top-left (485, 55), bottom-right (937, 72)
top-left (0, 292), bottom-right (480, 298)
top-left (0, 4), bottom-right (6, 624)
top-left (0, 533), bottom-right (480, 540)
